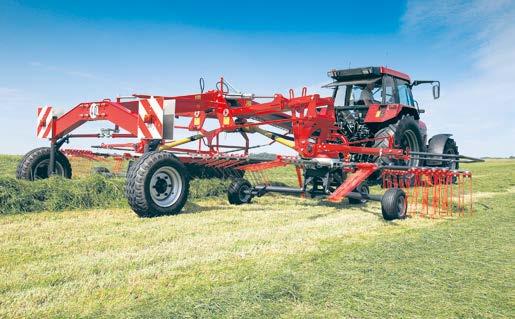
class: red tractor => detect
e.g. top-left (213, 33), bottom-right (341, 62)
top-left (327, 67), bottom-right (457, 172)
top-left (17, 66), bottom-right (480, 220)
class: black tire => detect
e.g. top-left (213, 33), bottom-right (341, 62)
top-left (441, 138), bottom-right (459, 183)
top-left (442, 138), bottom-right (459, 170)
top-left (373, 115), bottom-right (426, 167)
top-left (228, 178), bottom-right (252, 205)
top-left (125, 151), bottom-right (190, 217)
top-left (16, 147), bottom-right (72, 180)
top-left (92, 166), bottom-right (113, 178)
top-left (349, 183), bottom-right (370, 204)
top-left (381, 188), bottom-right (407, 221)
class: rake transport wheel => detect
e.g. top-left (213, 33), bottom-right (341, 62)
top-left (16, 147), bottom-right (72, 180)
top-left (125, 151), bottom-right (190, 217)
top-left (381, 188), bottom-right (407, 220)
top-left (348, 183), bottom-right (370, 204)
top-left (227, 178), bottom-right (252, 205)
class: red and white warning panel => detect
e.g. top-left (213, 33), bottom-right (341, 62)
top-left (137, 97), bottom-right (175, 139)
top-left (37, 106), bottom-right (53, 139)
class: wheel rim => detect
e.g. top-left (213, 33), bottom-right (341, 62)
top-left (359, 185), bottom-right (369, 203)
top-left (239, 184), bottom-right (250, 202)
top-left (397, 195), bottom-right (406, 217)
top-left (400, 129), bottom-right (420, 166)
top-left (446, 148), bottom-right (457, 170)
top-left (32, 160), bottom-right (65, 179)
top-left (150, 166), bottom-right (183, 207)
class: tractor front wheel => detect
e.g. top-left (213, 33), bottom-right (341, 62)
top-left (16, 147), bottom-right (72, 180)
top-left (125, 151), bottom-right (190, 217)
top-left (381, 188), bottom-right (407, 220)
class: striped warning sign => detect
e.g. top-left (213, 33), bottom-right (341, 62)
top-left (137, 97), bottom-right (176, 139)
top-left (37, 106), bottom-right (53, 139)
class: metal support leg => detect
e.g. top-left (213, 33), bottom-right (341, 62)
top-left (48, 139), bottom-right (56, 176)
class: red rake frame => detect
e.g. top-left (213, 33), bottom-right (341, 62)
top-left (34, 76), bottom-right (482, 218)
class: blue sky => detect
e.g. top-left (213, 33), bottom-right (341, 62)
top-left (1, 0), bottom-right (514, 157)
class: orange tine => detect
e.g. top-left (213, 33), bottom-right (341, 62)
top-left (408, 170), bottom-right (416, 215)
top-left (467, 171), bottom-right (473, 215)
top-left (414, 169), bottom-right (422, 216)
top-left (449, 171), bottom-right (455, 216)
top-left (423, 170), bottom-right (430, 216)
top-left (441, 171), bottom-right (447, 216)
top-left (430, 171), bottom-right (437, 218)
top-left (440, 172), bottom-right (447, 216)
top-left (457, 173), bottom-right (463, 216)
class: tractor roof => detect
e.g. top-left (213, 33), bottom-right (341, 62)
top-left (327, 66), bottom-right (411, 82)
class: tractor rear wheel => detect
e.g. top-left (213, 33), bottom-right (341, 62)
top-left (125, 151), bottom-right (190, 217)
top-left (227, 178), bottom-right (252, 205)
top-left (373, 115), bottom-right (425, 167)
top-left (381, 188), bottom-right (407, 220)
top-left (16, 147), bottom-right (72, 180)
top-left (442, 138), bottom-right (459, 170)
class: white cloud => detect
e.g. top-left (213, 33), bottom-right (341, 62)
top-left (403, 0), bottom-right (515, 157)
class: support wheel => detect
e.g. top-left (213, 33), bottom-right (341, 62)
top-left (381, 188), bottom-right (407, 220)
top-left (16, 147), bottom-right (72, 180)
top-left (125, 151), bottom-right (190, 217)
top-left (228, 178), bottom-right (252, 205)
top-left (349, 183), bottom-right (370, 204)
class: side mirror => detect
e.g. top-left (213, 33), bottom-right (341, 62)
top-left (432, 82), bottom-right (440, 99)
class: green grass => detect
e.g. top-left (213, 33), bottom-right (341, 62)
top-left (0, 155), bottom-right (19, 178)
top-left (0, 158), bottom-right (513, 318)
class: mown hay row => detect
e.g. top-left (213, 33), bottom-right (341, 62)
top-left (0, 176), bottom-right (230, 215)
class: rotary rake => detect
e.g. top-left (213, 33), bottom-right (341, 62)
top-left (18, 66), bottom-right (482, 220)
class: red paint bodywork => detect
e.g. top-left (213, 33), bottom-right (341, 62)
top-left (42, 71), bottom-right (417, 162)
top-left (364, 104), bottom-right (418, 123)
top-left (379, 66), bottom-right (410, 82)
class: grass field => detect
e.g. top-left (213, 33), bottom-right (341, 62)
top-left (0, 157), bottom-right (514, 318)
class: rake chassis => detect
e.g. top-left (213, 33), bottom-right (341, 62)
top-left (19, 66), bottom-right (482, 219)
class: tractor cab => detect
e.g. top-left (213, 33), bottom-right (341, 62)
top-left (324, 66), bottom-right (440, 128)
top-left (325, 66), bottom-right (424, 108)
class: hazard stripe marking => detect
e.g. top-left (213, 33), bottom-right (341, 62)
top-left (37, 106), bottom-right (53, 138)
top-left (137, 98), bottom-right (164, 139)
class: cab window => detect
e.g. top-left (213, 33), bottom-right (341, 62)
top-left (382, 75), bottom-right (397, 104)
top-left (396, 79), bottom-right (414, 106)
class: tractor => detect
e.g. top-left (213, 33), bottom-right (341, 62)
top-left (327, 67), bottom-right (457, 171)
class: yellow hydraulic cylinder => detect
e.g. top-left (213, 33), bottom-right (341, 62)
top-left (244, 126), bottom-right (296, 149)
top-left (160, 133), bottom-right (204, 151)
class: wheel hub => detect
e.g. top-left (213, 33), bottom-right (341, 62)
top-left (153, 174), bottom-right (172, 196)
top-left (149, 167), bottom-right (183, 207)
top-left (33, 159), bottom-right (65, 179)
top-left (400, 129), bottom-right (420, 166)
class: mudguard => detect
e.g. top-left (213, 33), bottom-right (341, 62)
top-left (426, 134), bottom-right (453, 166)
